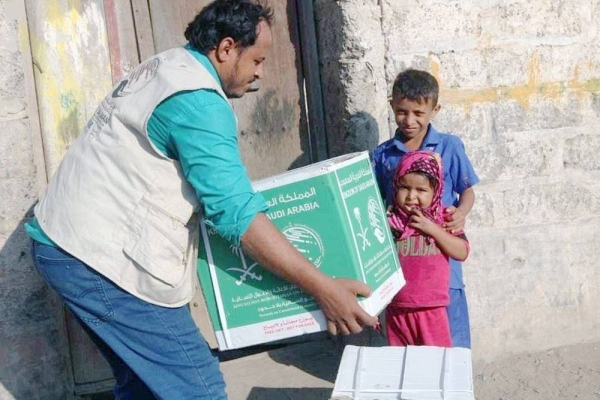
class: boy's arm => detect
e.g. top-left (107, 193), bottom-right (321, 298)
top-left (444, 136), bottom-right (479, 233)
top-left (444, 186), bottom-right (475, 233)
top-left (408, 209), bottom-right (469, 261)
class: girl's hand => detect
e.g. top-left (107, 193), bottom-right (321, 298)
top-left (408, 208), bottom-right (440, 236)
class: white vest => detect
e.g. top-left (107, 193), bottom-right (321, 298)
top-left (35, 48), bottom-right (231, 307)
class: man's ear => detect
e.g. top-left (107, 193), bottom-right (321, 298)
top-left (431, 103), bottom-right (441, 118)
top-left (214, 37), bottom-right (237, 62)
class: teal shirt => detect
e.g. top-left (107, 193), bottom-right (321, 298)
top-left (26, 45), bottom-right (267, 247)
top-left (25, 218), bottom-right (53, 246)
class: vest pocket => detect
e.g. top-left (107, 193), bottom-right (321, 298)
top-left (123, 198), bottom-right (192, 287)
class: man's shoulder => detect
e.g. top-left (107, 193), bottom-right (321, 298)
top-left (183, 88), bottom-right (230, 108)
top-left (157, 88), bottom-right (230, 118)
top-left (151, 89), bottom-right (236, 135)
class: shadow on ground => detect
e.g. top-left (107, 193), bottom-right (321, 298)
top-left (247, 387), bottom-right (333, 399)
top-left (266, 328), bottom-right (386, 382)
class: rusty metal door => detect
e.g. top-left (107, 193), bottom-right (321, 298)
top-left (25, 0), bottom-right (326, 394)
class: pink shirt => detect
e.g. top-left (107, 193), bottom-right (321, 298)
top-left (390, 234), bottom-right (450, 308)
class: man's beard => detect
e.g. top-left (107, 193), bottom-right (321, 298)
top-left (225, 60), bottom-right (257, 98)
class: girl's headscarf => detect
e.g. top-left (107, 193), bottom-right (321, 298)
top-left (387, 150), bottom-right (445, 241)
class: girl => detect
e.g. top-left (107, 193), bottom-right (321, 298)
top-left (386, 150), bottom-right (469, 347)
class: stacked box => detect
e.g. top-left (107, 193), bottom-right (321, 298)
top-left (197, 152), bottom-right (404, 350)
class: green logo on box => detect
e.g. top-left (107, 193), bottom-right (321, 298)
top-left (282, 223), bottom-right (325, 268)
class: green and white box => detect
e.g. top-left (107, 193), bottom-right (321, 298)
top-left (197, 152), bottom-right (404, 350)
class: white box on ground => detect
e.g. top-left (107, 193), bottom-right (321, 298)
top-left (330, 345), bottom-right (474, 400)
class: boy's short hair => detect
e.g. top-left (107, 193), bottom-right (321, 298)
top-left (391, 69), bottom-right (439, 107)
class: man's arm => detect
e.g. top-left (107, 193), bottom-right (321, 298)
top-left (241, 213), bottom-right (378, 335)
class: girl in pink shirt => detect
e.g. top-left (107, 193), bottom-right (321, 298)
top-left (386, 150), bottom-right (470, 347)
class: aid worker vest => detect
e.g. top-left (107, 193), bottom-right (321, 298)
top-left (35, 47), bottom-right (231, 307)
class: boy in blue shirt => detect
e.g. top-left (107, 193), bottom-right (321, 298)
top-left (371, 69), bottom-right (479, 348)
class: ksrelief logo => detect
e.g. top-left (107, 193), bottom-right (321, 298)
top-left (112, 57), bottom-right (161, 98)
top-left (283, 224), bottom-right (324, 268)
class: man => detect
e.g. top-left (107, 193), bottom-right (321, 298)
top-left (26, 1), bottom-right (377, 398)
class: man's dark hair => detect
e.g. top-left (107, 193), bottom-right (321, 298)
top-left (391, 69), bottom-right (439, 106)
top-left (185, 0), bottom-right (273, 53)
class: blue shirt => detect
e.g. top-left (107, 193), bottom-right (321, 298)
top-left (370, 124), bottom-right (479, 288)
top-left (26, 45), bottom-right (267, 247)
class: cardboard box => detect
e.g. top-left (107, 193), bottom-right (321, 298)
top-left (197, 152), bottom-right (404, 350)
top-left (330, 345), bottom-right (475, 400)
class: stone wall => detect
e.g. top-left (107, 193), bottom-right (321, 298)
top-left (315, 0), bottom-right (600, 362)
top-left (0, 0), bottom-right (71, 399)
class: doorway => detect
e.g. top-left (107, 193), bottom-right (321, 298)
top-left (24, 0), bottom-right (327, 395)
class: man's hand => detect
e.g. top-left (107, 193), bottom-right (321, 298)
top-left (313, 277), bottom-right (378, 336)
top-left (443, 206), bottom-right (466, 233)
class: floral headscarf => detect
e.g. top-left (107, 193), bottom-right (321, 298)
top-left (387, 150), bottom-right (445, 241)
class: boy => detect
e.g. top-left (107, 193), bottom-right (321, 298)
top-left (371, 69), bottom-right (479, 348)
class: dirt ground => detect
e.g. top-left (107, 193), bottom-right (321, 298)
top-left (473, 340), bottom-right (600, 400)
top-left (89, 337), bottom-right (600, 399)
top-left (219, 334), bottom-right (600, 399)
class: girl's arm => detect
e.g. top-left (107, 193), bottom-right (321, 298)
top-left (408, 209), bottom-right (469, 261)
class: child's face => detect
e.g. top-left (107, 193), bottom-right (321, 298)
top-left (390, 96), bottom-right (440, 141)
top-left (395, 172), bottom-right (435, 211)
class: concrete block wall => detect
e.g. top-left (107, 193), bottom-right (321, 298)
top-left (314, 0), bottom-right (389, 156)
top-left (0, 1), bottom-right (70, 399)
top-left (315, 0), bottom-right (600, 362)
